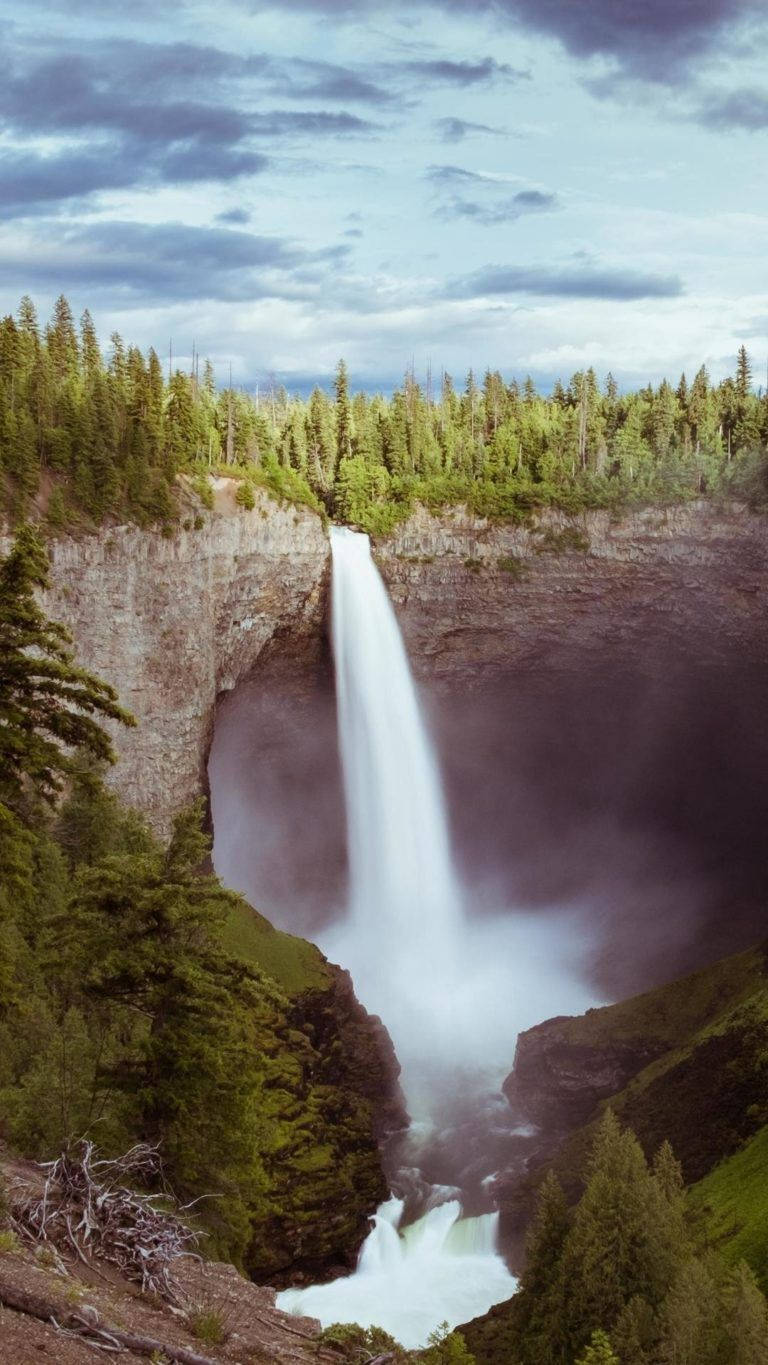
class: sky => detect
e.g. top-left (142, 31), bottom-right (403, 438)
top-left (1, 0), bottom-right (767, 393)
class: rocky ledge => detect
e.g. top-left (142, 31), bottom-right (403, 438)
top-left (502, 1014), bottom-right (666, 1133)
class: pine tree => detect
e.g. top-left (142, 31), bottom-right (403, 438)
top-left (719, 1261), bottom-right (768, 1365)
top-left (657, 1257), bottom-right (720, 1365)
top-left (334, 358), bottom-right (353, 474)
top-left (555, 1110), bottom-right (690, 1356)
top-left (0, 527), bottom-right (134, 812)
top-left (736, 345), bottom-right (753, 400)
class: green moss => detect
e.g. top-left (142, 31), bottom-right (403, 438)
top-left (221, 899), bottom-right (330, 996)
top-left (689, 1126), bottom-right (768, 1291)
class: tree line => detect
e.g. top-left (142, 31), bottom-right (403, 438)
top-left (2, 297), bottom-right (768, 534)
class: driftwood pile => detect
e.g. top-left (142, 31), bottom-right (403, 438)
top-left (10, 1139), bottom-right (201, 1300)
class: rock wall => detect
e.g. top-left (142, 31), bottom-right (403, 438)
top-left (9, 494), bottom-right (768, 834)
top-left (376, 501), bottom-right (768, 687)
top-left (3, 484), bottom-right (329, 833)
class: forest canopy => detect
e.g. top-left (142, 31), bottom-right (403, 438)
top-left (1, 296), bottom-right (768, 536)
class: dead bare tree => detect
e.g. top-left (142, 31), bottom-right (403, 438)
top-left (11, 1140), bottom-right (202, 1301)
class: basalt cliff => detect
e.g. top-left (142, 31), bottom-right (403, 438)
top-left (6, 490), bottom-right (766, 837)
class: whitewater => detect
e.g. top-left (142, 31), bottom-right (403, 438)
top-left (278, 526), bottom-right (593, 1345)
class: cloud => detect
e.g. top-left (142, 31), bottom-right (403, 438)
top-left (695, 86), bottom-right (768, 130)
top-left (250, 110), bottom-right (377, 136)
top-left (426, 163), bottom-right (490, 185)
top-left (216, 208), bottom-right (252, 225)
top-left (444, 262), bottom-right (684, 301)
top-left (438, 189), bottom-right (558, 225)
top-left (435, 117), bottom-right (506, 142)
top-left (394, 56), bottom-right (528, 86)
top-left (0, 37), bottom-right (380, 215)
top-left (0, 220), bottom-right (350, 302)
top-left (274, 60), bottom-right (396, 105)
top-left (233, 0), bottom-right (764, 83)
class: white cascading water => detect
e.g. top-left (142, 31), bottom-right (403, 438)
top-left (279, 1197), bottom-right (516, 1350)
top-left (278, 527), bottom-right (594, 1344)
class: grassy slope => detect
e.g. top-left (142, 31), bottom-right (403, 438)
top-left (553, 944), bottom-right (765, 1051)
top-left (689, 1126), bottom-right (768, 1293)
top-left (221, 898), bottom-right (331, 995)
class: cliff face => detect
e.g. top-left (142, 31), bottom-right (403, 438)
top-left (8, 484), bottom-right (329, 834)
top-left (377, 501), bottom-right (768, 686)
top-left (12, 494), bottom-right (767, 835)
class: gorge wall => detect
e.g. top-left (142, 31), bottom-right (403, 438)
top-left (7, 491), bottom-right (767, 836)
top-left (3, 482), bottom-right (329, 834)
top-left (377, 500), bottom-right (768, 687)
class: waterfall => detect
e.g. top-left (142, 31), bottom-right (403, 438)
top-left (278, 1194), bottom-right (517, 1350)
top-left (329, 525), bottom-right (460, 944)
top-left (277, 525), bottom-right (594, 1345)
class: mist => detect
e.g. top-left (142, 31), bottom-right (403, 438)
top-left (210, 624), bottom-right (768, 1017)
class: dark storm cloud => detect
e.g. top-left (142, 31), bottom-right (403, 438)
top-left (0, 221), bottom-right (350, 302)
top-left (438, 189), bottom-right (558, 226)
top-left (695, 86), bottom-right (768, 130)
top-left (481, 0), bottom-right (762, 82)
top-left (444, 263), bottom-right (684, 301)
top-left (435, 118), bottom-right (506, 143)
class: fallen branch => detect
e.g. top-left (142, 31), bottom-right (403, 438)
top-left (0, 1274), bottom-right (220, 1364)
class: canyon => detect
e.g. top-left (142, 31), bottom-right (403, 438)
top-left (9, 488), bottom-right (766, 837)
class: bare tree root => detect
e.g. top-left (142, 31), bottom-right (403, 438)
top-left (10, 1140), bottom-right (201, 1301)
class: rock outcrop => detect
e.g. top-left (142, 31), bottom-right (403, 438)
top-left (502, 1016), bottom-right (665, 1133)
top-left (2, 483), bottom-right (329, 834)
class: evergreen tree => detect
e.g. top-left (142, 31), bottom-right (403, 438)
top-left (736, 345), bottom-right (753, 400)
top-left (0, 527), bottom-right (134, 813)
top-left (335, 359), bottom-right (352, 472)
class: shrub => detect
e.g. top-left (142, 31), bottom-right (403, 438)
top-left (534, 525), bottom-right (590, 554)
top-left (497, 554), bottom-right (526, 578)
top-left (235, 481), bottom-right (256, 510)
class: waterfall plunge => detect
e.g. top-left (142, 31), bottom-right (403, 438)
top-left (320, 527), bottom-right (593, 1115)
top-left (278, 527), bottom-right (593, 1345)
top-left (278, 1197), bottom-right (516, 1350)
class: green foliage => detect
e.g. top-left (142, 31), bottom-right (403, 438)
top-left (187, 1310), bottom-right (228, 1347)
top-left (690, 1126), bottom-right (768, 1292)
top-left (0, 527), bottom-right (134, 812)
top-left (317, 1321), bottom-right (407, 1361)
top-left (2, 301), bottom-right (766, 533)
top-left (0, 556), bottom-right (390, 1279)
top-left (497, 554), bottom-right (525, 578)
top-left (464, 1114), bottom-right (768, 1365)
top-left (235, 479), bottom-right (256, 510)
top-left (421, 1322), bottom-right (476, 1363)
top-left (575, 1329), bottom-right (619, 1364)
